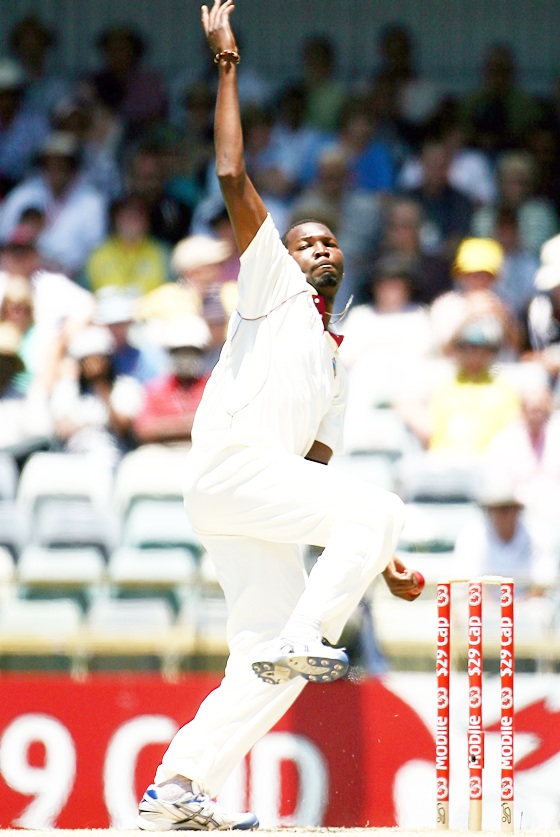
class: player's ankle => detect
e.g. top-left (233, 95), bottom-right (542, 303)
top-left (155, 775), bottom-right (195, 801)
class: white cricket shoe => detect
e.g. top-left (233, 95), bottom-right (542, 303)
top-left (138, 785), bottom-right (259, 831)
top-left (252, 637), bottom-right (349, 685)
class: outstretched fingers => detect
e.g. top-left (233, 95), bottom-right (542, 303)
top-left (201, 0), bottom-right (236, 43)
top-left (201, 5), bottom-right (209, 34)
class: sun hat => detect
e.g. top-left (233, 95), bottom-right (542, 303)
top-left (452, 238), bottom-right (504, 277)
top-left (68, 325), bottom-right (116, 360)
top-left (94, 288), bottom-right (138, 326)
top-left (171, 235), bottom-right (232, 276)
top-left (161, 316), bottom-right (211, 351)
top-left (476, 472), bottom-right (523, 508)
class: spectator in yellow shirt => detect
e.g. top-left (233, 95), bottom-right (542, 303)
top-left (398, 316), bottom-right (520, 457)
top-left (85, 193), bottom-right (170, 295)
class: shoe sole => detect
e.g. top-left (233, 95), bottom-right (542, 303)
top-left (252, 654), bottom-right (348, 684)
top-left (137, 814), bottom-right (259, 831)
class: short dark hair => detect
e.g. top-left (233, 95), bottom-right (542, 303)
top-left (108, 193), bottom-right (149, 230)
top-left (9, 15), bottom-right (55, 52)
top-left (373, 253), bottom-right (417, 284)
top-left (281, 218), bottom-right (326, 247)
top-left (96, 25), bottom-right (146, 61)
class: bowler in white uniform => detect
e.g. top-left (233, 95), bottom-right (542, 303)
top-left (138, 1), bottom-right (422, 831)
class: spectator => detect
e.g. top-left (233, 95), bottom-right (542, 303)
top-left (460, 43), bottom-right (542, 157)
top-left (93, 286), bottom-right (168, 384)
top-left (453, 472), bottom-right (557, 599)
top-left (0, 212), bottom-right (95, 345)
top-left (0, 276), bottom-right (40, 393)
top-left (397, 316), bottom-right (520, 457)
top-left (398, 103), bottom-right (497, 206)
top-left (165, 81), bottom-right (216, 211)
top-left (172, 233), bottom-right (234, 364)
top-left (125, 143), bottom-right (193, 245)
top-left (0, 321), bottom-right (52, 458)
top-left (8, 15), bottom-right (71, 120)
top-left (471, 150), bottom-right (559, 256)
top-left (267, 83), bottom-right (333, 197)
top-left (430, 236), bottom-right (521, 357)
top-left (372, 23), bottom-right (443, 151)
top-left (340, 253), bottom-right (434, 430)
top-left (49, 324), bottom-right (144, 469)
top-left (485, 380), bottom-right (560, 513)
top-left (524, 116), bottom-right (560, 217)
top-left (336, 95), bottom-right (396, 194)
top-left (136, 234), bottom-right (232, 369)
top-left (89, 24), bottom-right (167, 141)
top-left (299, 35), bottom-right (346, 132)
top-left (0, 58), bottom-right (50, 196)
top-left (340, 253), bottom-right (433, 371)
top-left (375, 195), bottom-right (452, 305)
top-left (134, 315), bottom-right (211, 446)
top-left (51, 92), bottom-right (124, 200)
top-left (0, 131), bottom-right (108, 277)
top-left (363, 73), bottom-right (410, 171)
top-left (402, 137), bottom-right (474, 259)
top-left (85, 194), bottom-right (170, 295)
top-left (525, 234), bottom-right (560, 388)
top-left (491, 208), bottom-right (539, 328)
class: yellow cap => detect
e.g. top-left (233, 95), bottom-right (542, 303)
top-left (453, 238), bottom-right (504, 277)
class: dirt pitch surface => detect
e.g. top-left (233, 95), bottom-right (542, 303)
top-left (0, 829), bottom-right (558, 836)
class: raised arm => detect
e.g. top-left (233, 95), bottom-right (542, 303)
top-left (201, 0), bottom-right (268, 253)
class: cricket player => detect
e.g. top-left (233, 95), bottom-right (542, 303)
top-left (138, 1), bottom-right (422, 830)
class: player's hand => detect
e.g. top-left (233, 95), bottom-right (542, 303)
top-left (201, 0), bottom-right (237, 56)
top-left (382, 555), bottom-right (425, 601)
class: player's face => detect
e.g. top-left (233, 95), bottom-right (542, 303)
top-left (285, 222), bottom-right (344, 299)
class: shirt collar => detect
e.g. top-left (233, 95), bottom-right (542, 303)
top-left (312, 293), bottom-right (344, 347)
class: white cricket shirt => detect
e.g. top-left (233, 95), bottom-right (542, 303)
top-left (191, 215), bottom-right (347, 456)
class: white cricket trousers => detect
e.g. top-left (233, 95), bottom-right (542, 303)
top-left (154, 443), bottom-right (405, 796)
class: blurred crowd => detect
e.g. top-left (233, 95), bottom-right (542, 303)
top-left (1, 15), bottom-right (560, 611)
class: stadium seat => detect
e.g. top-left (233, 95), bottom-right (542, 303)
top-left (17, 452), bottom-right (114, 513)
top-left (82, 596), bottom-right (192, 674)
top-left (29, 498), bottom-right (120, 559)
top-left (17, 545), bottom-right (106, 611)
top-left (113, 444), bottom-right (188, 514)
top-left (107, 546), bottom-right (199, 613)
top-left (396, 451), bottom-right (479, 503)
top-left (394, 548), bottom-right (457, 587)
top-left (369, 577), bottom-right (437, 666)
top-left (343, 406), bottom-right (420, 460)
top-left (85, 597), bottom-right (175, 635)
top-left (0, 597), bottom-right (83, 637)
top-left (398, 501), bottom-right (482, 555)
top-left (121, 497), bottom-right (203, 557)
